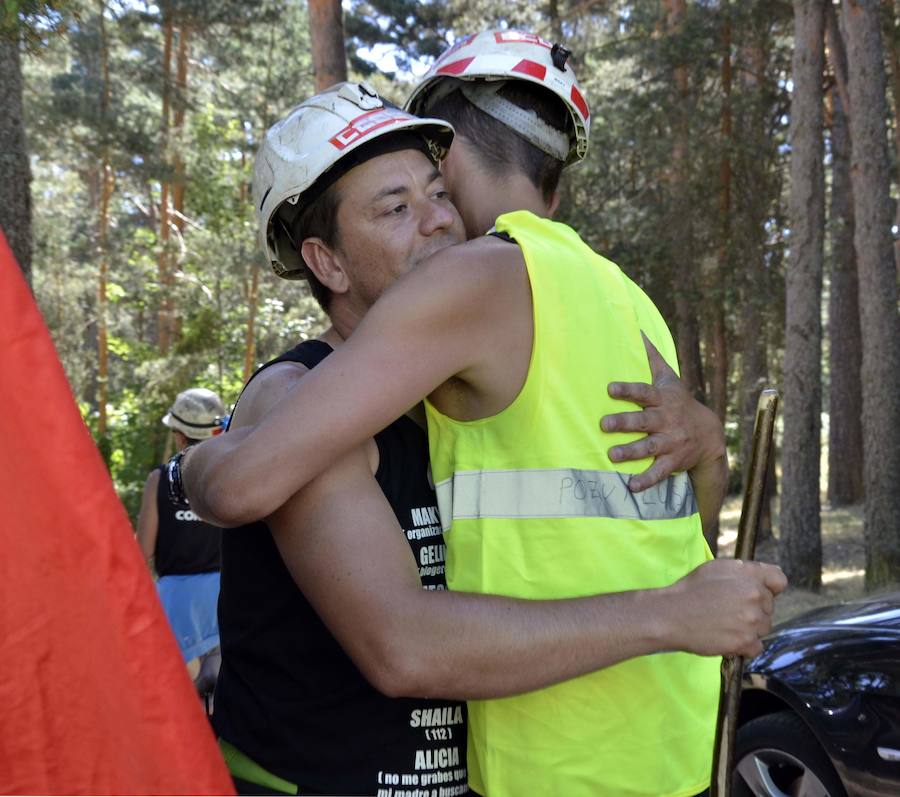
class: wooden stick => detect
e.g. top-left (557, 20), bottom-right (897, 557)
top-left (709, 388), bottom-right (779, 797)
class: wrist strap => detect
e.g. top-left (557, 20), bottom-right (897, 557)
top-left (166, 447), bottom-right (191, 506)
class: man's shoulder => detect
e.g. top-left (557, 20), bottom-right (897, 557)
top-left (420, 234), bottom-right (525, 288)
top-left (230, 360), bottom-right (309, 429)
top-left (231, 357), bottom-right (381, 477)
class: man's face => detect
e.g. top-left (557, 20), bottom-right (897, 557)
top-left (331, 148), bottom-right (465, 308)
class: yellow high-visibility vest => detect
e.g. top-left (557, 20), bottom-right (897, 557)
top-left (425, 210), bottom-right (720, 797)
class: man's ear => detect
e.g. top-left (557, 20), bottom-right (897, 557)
top-left (546, 190), bottom-right (562, 218)
top-left (300, 238), bottom-right (350, 295)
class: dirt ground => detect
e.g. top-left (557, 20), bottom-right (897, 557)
top-left (716, 495), bottom-right (874, 625)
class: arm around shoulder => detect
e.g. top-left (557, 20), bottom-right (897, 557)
top-left (182, 361), bottom-right (309, 526)
top-left (188, 249), bottom-right (505, 525)
top-left (265, 432), bottom-right (784, 700)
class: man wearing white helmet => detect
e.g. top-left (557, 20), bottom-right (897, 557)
top-left (183, 38), bottom-right (786, 797)
top-left (137, 387), bottom-right (226, 700)
top-left (203, 83), bottom-right (732, 796)
top-left (206, 84), bottom-right (474, 796)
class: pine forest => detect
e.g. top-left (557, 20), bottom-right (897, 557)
top-left (3, 0), bottom-right (899, 603)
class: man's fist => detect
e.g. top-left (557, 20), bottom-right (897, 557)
top-left (660, 559), bottom-right (788, 659)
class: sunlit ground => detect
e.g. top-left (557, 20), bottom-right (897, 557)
top-left (716, 493), bottom-right (870, 625)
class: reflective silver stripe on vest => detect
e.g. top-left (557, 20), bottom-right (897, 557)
top-left (435, 469), bottom-right (697, 531)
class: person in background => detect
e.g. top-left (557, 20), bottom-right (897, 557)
top-left (137, 387), bottom-right (226, 703)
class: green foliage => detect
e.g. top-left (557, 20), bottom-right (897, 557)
top-left (1, 0), bottom-right (73, 46)
top-left (21, 0), bottom-right (830, 523)
top-left (24, 0), bottom-right (327, 521)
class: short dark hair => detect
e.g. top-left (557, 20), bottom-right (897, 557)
top-left (428, 81), bottom-right (568, 200)
top-left (288, 182), bottom-right (342, 312)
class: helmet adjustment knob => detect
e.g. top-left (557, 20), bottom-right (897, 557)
top-left (551, 43), bottom-right (570, 71)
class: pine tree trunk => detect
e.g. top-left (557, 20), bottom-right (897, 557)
top-left (172, 24), bottom-right (190, 232)
top-left (170, 23), bottom-right (190, 344)
top-left (826, 0), bottom-right (852, 115)
top-left (736, 38), bottom-right (775, 543)
top-left (694, 11), bottom-right (735, 556)
top-left (158, 14), bottom-right (174, 354)
top-left (701, 266), bottom-right (727, 422)
top-left (96, 0), bottom-right (114, 444)
top-left (706, 9), bottom-right (732, 424)
top-left (665, 0), bottom-right (705, 402)
top-left (826, 86), bottom-right (864, 506)
top-left (888, 0), bottom-right (900, 272)
top-left (547, 0), bottom-right (563, 43)
top-left (308, 0), bottom-right (347, 92)
top-left (843, 0), bottom-right (900, 588)
top-left (0, 34), bottom-right (32, 284)
top-left (781, 0), bottom-right (825, 591)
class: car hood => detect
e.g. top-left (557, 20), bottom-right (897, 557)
top-left (769, 593), bottom-right (900, 637)
top-left (747, 592), bottom-right (900, 702)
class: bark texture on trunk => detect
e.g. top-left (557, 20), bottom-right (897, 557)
top-left (547, 0), bottom-right (563, 43)
top-left (826, 86), bottom-right (864, 506)
top-left (0, 35), bottom-right (32, 284)
top-left (171, 24), bottom-right (190, 232)
top-left (665, 0), bottom-right (705, 402)
top-left (706, 9), bottom-right (732, 425)
top-left (843, 0), bottom-right (900, 588)
top-left (781, 0), bottom-right (825, 590)
top-left (158, 14), bottom-right (174, 354)
top-left (308, 0), bottom-right (348, 92)
top-left (737, 39), bottom-right (775, 543)
top-left (887, 1), bottom-right (900, 271)
top-left (96, 0), bottom-right (114, 441)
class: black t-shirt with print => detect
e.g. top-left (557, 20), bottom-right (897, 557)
top-left (154, 464), bottom-right (221, 576)
top-left (212, 340), bottom-right (468, 796)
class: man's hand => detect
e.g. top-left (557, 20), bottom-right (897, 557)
top-left (658, 559), bottom-right (788, 659)
top-left (600, 334), bottom-right (725, 493)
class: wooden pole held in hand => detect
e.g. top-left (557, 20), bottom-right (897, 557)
top-left (709, 388), bottom-right (779, 797)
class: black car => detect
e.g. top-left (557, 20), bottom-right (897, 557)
top-left (734, 592), bottom-right (900, 797)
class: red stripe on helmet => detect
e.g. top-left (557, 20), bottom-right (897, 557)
top-left (436, 56), bottom-right (475, 76)
top-left (570, 85), bottom-right (590, 121)
top-left (511, 59), bottom-right (547, 81)
top-left (329, 108), bottom-right (412, 150)
top-left (434, 34), bottom-right (476, 65)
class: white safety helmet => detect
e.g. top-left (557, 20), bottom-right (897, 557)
top-left (162, 388), bottom-right (226, 440)
top-left (405, 29), bottom-right (590, 166)
top-left (253, 81), bottom-right (455, 280)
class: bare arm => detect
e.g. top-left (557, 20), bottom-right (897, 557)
top-left (600, 336), bottom-right (728, 535)
top-left (185, 332), bottom-right (783, 699)
top-left (135, 469), bottom-right (160, 570)
top-left (269, 443), bottom-right (785, 701)
top-left (183, 245), bottom-right (503, 526)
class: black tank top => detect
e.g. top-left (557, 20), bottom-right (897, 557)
top-left (213, 340), bottom-right (468, 796)
top-left (154, 464), bottom-right (221, 575)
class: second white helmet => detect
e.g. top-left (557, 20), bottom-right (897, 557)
top-left (162, 388), bottom-right (226, 440)
top-left (405, 29), bottom-right (590, 166)
top-left (253, 81), bottom-right (455, 280)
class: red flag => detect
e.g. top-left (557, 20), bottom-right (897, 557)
top-left (0, 231), bottom-right (234, 795)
